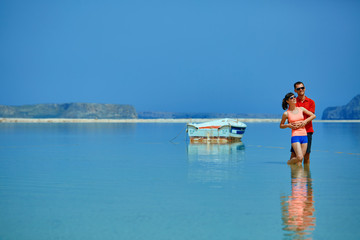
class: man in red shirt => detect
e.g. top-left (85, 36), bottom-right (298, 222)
top-left (290, 82), bottom-right (315, 164)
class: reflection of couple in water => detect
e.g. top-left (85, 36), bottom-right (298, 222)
top-left (281, 164), bottom-right (316, 239)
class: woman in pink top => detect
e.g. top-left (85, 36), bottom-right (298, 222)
top-left (280, 93), bottom-right (316, 164)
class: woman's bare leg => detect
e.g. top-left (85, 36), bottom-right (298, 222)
top-left (301, 143), bottom-right (308, 164)
top-left (288, 142), bottom-right (304, 164)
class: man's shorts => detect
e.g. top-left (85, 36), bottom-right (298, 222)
top-left (291, 132), bottom-right (313, 153)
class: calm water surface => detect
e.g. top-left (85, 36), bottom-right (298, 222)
top-left (0, 122), bottom-right (359, 240)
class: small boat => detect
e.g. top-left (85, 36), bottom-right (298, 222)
top-left (187, 118), bottom-right (247, 143)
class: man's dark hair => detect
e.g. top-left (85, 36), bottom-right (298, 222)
top-left (294, 81), bottom-right (304, 89)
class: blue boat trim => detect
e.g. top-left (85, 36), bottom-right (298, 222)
top-left (187, 118), bottom-right (247, 143)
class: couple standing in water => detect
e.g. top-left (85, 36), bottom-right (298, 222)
top-left (280, 82), bottom-right (316, 165)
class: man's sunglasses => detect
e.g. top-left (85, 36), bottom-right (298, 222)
top-left (296, 87), bottom-right (305, 91)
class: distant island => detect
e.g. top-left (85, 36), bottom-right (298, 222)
top-left (322, 94), bottom-right (360, 120)
top-left (0, 103), bottom-right (137, 119)
top-left (0, 103), bottom-right (281, 119)
top-left (2, 96), bottom-right (359, 120)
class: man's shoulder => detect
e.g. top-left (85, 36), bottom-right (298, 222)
top-left (305, 96), bottom-right (315, 103)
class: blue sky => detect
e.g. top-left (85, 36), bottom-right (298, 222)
top-left (1, 0), bottom-right (359, 115)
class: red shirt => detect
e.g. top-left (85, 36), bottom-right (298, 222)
top-left (296, 96), bottom-right (315, 133)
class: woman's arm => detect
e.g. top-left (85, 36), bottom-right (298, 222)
top-left (300, 107), bottom-right (316, 126)
top-left (280, 112), bottom-right (290, 129)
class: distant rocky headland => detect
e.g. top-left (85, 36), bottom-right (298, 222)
top-left (0, 103), bottom-right (281, 119)
top-left (322, 94), bottom-right (360, 120)
top-left (2, 96), bottom-right (359, 120)
top-left (0, 103), bottom-right (137, 119)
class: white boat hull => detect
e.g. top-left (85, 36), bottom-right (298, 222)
top-left (187, 119), bottom-right (246, 143)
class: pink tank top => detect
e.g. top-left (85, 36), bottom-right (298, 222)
top-left (287, 107), bottom-right (307, 136)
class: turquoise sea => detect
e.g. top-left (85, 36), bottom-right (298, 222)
top-left (0, 122), bottom-right (359, 240)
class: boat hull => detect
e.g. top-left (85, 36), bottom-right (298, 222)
top-left (187, 119), bottom-right (246, 143)
top-left (189, 136), bottom-right (242, 143)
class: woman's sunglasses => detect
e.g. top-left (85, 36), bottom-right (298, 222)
top-left (289, 96), bottom-right (296, 100)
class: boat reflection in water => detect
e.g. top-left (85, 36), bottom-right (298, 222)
top-left (281, 165), bottom-right (316, 240)
top-left (186, 142), bottom-right (245, 184)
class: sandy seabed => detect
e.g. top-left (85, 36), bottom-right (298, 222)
top-left (1, 118), bottom-right (359, 123)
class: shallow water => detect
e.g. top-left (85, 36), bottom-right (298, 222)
top-left (0, 122), bottom-right (359, 239)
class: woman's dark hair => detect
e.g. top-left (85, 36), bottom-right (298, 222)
top-left (282, 92), bottom-right (295, 110)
